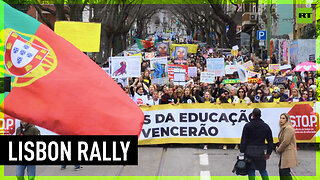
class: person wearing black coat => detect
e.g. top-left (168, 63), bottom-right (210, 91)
top-left (240, 108), bottom-right (273, 180)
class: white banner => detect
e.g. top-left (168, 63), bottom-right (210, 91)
top-left (206, 58), bottom-right (225, 76)
top-left (139, 102), bottom-right (318, 145)
top-left (110, 56), bottom-right (141, 78)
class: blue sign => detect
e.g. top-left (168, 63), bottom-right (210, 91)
top-left (257, 30), bottom-right (267, 40)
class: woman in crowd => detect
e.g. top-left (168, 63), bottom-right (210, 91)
top-left (175, 87), bottom-right (184, 103)
top-left (216, 89), bottom-right (233, 104)
top-left (300, 90), bottom-right (309, 101)
top-left (181, 87), bottom-right (196, 103)
top-left (196, 90), bottom-right (215, 103)
top-left (233, 87), bottom-right (252, 104)
top-left (307, 88), bottom-right (315, 101)
top-left (160, 86), bottom-right (178, 104)
top-left (253, 88), bottom-right (268, 103)
top-left (149, 91), bottom-right (160, 105)
top-left (276, 113), bottom-right (298, 180)
top-left (130, 85), bottom-right (150, 106)
top-left (287, 88), bottom-right (303, 102)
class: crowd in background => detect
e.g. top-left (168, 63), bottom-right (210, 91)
top-left (116, 43), bottom-right (317, 107)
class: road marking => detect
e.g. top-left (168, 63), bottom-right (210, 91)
top-left (199, 153), bottom-right (209, 166)
top-left (200, 171), bottom-right (211, 180)
top-left (157, 147), bottom-right (167, 177)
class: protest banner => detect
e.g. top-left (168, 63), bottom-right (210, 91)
top-left (188, 67), bottom-right (197, 77)
top-left (144, 52), bottom-right (155, 59)
top-left (156, 42), bottom-right (169, 57)
top-left (168, 64), bottom-right (188, 80)
top-left (206, 58), bottom-right (225, 76)
top-left (248, 78), bottom-right (262, 84)
top-left (110, 56), bottom-right (141, 78)
top-left (273, 76), bottom-right (288, 85)
top-left (221, 79), bottom-right (241, 84)
top-left (173, 69), bottom-right (186, 86)
top-left (225, 65), bottom-right (238, 75)
top-left (269, 64), bottom-right (281, 73)
top-left (169, 44), bottom-right (198, 54)
top-left (6, 102), bottom-right (318, 145)
top-left (139, 102), bottom-right (318, 145)
top-left (236, 63), bottom-right (248, 83)
top-left (54, 21), bottom-right (101, 52)
top-left (248, 71), bottom-right (261, 78)
top-left (175, 46), bottom-right (188, 60)
top-left (200, 72), bottom-right (215, 83)
top-left (149, 57), bottom-right (168, 85)
top-left (243, 61), bottom-right (254, 70)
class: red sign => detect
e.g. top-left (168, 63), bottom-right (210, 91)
top-left (288, 104), bottom-right (319, 140)
top-left (168, 64), bottom-right (188, 79)
top-left (0, 113), bottom-right (16, 135)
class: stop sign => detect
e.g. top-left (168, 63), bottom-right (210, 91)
top-left (0, 112), bottom-right (16, 135)
top-left (288, 104), bottom-right (319, 140)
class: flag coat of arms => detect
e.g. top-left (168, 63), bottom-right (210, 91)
top-left (0, 1), bottom-right (144, 135)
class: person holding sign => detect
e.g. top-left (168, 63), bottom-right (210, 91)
top-left (276, 113), bottom-right (298, 180)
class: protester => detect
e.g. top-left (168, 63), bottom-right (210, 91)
top-left (160, 86), bottom-right (178, 104)
top-left (287, 88), bottom-right (303, 102)
top-left (180, 87), bottom-right (196, 103)
top-left (16, 121), bottom-right (40, 180)
top-left (240, 108), bottom-right (273, 180)
top-left (268, 88), bottom-right (286, 103)
top-left (233, 87), bottom-right (251, 104)
top-left (149, 91), bottom-right (160, 105)
top-left (276, 113), bottom-right (298, 180)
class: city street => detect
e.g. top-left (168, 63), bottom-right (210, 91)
top-left (4, 145), bottom-right (317, 177)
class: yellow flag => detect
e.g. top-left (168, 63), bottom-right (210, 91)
top-left (170, 44), bottom-right (198, 54)
top-left (54, 21), bottom-right (101, 52)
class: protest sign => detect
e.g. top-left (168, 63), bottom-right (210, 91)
top-left (273, 76), bottom-right (287, 85)
top-left (206, 58), bottom-right (225, 76)
top-left (54, 21), bottom-right (101, 52)
top-left (173, 69), bottom-right (186, 86)
top-left (200, 72), bottom-right (215, 83)
top-left (110, 56), bottom-right (141, 78)
top-left (149, 57), bottom-right (168, 85)
top-left (156, 42), bottom-right (169, 57)
top-left (269, 64), bottom-right (281, 73)
top-left (188, 67), bottom-right (198, 77)
top-left (225, 65), bottom-right (238, 75)
top-left (144, 52), bottom-right (155, 59)
top-left (168, 64), bottom-right (188, 80)
top-left (248, 71), bottom-right (261, 78)
top-left (243, 61), bottom-right (254, 70)
top-left (222, 79), bottom-right (241, 84)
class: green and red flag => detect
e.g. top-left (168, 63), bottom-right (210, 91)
top-left (0, 1), bottom-right (144, 135)
top-left (136, 38), bottom-right (153, 50)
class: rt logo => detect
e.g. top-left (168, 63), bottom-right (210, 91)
top-left (297, 8), bottom-right (313, 24)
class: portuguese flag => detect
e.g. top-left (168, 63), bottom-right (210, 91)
top-left (136, 38), bottom-right (153, 50)
top-left (0, 1), bottom-right (144, 135)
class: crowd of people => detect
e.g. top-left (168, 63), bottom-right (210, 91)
top-left (117, 42), bottom-right (317, 107)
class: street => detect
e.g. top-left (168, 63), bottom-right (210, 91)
top-left (4, 145), bottom-right (317, 177)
